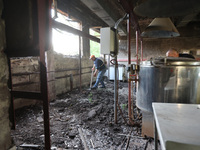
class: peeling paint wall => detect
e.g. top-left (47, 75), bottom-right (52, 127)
top-left (0, 0), bottom-right (12, 148)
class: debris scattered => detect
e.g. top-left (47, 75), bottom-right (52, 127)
top-left (11, 81), bottom-right (160, 149)
top-left (37, 116), bottom-right (43, 122)
top-left (20, 143), bottom-right (40, 148)
top-left (78, 127), bottom-right (89, 150)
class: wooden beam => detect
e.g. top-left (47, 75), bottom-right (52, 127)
top-left (57, 0), bottom-right (107, 27)
top-left (52, 20), bottom-right (100, 43)
top-left (12, 91), bottom-right (42, 100)
top-left (6, 49), bottom-right (40, 57)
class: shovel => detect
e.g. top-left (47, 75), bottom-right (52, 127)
top-left (90, 69), bottom-right (94, 89)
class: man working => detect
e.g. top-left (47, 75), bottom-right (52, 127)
top-left (166, 48), bottom-right (195, 59)
top-left (166, 48), bottom-right (179, 57)
top-left (90, 55), bottom-right (106, 89)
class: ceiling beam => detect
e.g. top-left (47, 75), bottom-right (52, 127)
top-left (57, 0), bottom-right (108, 27)
top-left (52, 20), bottom-right (100, 43)
top-left (81, 0), bottom-right (127, 36)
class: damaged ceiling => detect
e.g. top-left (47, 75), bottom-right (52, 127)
top-left (57, 0), bottom-right (200, 38)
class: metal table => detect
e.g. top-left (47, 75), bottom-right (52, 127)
top-left (152, 103), bottom-right (200, 150)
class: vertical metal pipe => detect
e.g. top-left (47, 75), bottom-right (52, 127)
top-left (114, 56), bottom-right (118, 124)
top-left (135, 31), bottom-right (139, 121)
top-left (154, 119), bottom-right (158, 150)
top-left (141, 40), bottom-right (143, 61)
top-left (37, 0), bottom-right (51, 149)
top-left (70, 74), bottom-right (73, 91)
top-left (136, 31), bottom-right (139, 65)
top-left (41, 60), bottom-right (51, 150)
top-left (127, 14), bottom-right (133, 124)
top-left (79, 36), bottom-right (82, 92)
top-left (127, 14), bottom-right (131, 65)
top-left (107, 55), bottom-right (110, 79)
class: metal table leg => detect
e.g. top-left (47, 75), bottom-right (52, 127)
top-left (154, 119), bottom-right (158, 150)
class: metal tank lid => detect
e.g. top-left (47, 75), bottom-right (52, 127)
top-left (141, 57), bottom-right (200, 66)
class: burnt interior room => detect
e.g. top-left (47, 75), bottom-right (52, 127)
top-left (1, 0), bottom-right (200, 150)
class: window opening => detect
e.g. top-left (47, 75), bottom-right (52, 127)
top-left (90, 29), bottom-right (100, 57)
top-left (51, 9), bottom-right (82, 56)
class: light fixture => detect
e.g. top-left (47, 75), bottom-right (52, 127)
top-left (141, 18), bottom-right (180, 38)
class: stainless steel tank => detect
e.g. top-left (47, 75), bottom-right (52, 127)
top-left (136, 57), bottom-right (200, 112)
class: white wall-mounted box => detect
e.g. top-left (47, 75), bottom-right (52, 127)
top-left (100, 27), bottom-right (115, 55)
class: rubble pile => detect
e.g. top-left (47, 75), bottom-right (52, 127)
top-left (11, 81), bottom-right (158, 150)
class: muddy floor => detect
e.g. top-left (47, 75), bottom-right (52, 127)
top-left (11, 80), bottom-right (160, 150)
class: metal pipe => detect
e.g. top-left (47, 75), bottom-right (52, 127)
top-left (114, 13), bottom-right (127, 29)
top-left (113, 13), bottom-right (128, 124)
top-left (114, 56), bottom-right (118, 124)
top-left (117, 58), bottom-right (147, 62)
top-left (131, 81), bottom-right (134, 120)
top-left (141, 40), bottom-right (143, 61)
top-left (37, 0), bottom-right (51, 149)
top-left (79, 36), bottom-right (82, 92)
top-left (135, 31), bottom-right (140, 124)
top-left (136, 31), bottom-right (139, 65)
top-left (127, 14), bottom-right (131, 65)
top-left (107, 55), bottom-right (110, 79)
top-left (127, 14), bottom-right (134, 125)
top-left (70, 74), bottom-right (73, 91)
top-left (154, 120), bottom-right (158, 150)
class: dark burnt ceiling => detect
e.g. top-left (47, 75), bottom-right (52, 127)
top-left (57, 0), bottom-right (200, 39)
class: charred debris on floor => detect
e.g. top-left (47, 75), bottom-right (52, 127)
top-left (11, 81), bottom-right (157, 150)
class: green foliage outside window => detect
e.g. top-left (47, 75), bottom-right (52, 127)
top-left (90, 29), bottom-right (100, 57)
top-left (90, 41), bottom-right (100, 57)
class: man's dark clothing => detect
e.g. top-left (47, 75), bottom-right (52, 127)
top-left (92, 58), bottom-right (106, 88)
top-left (94, 58), bottom-right (106, 71)
top-left (179, 53), bottom-right (195, 59)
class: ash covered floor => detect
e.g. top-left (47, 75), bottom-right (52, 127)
top-left (11, 80), bottom-right (160, 150)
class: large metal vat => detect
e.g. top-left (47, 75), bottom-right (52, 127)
top-left (136, 57), bottom-right (200, 112)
